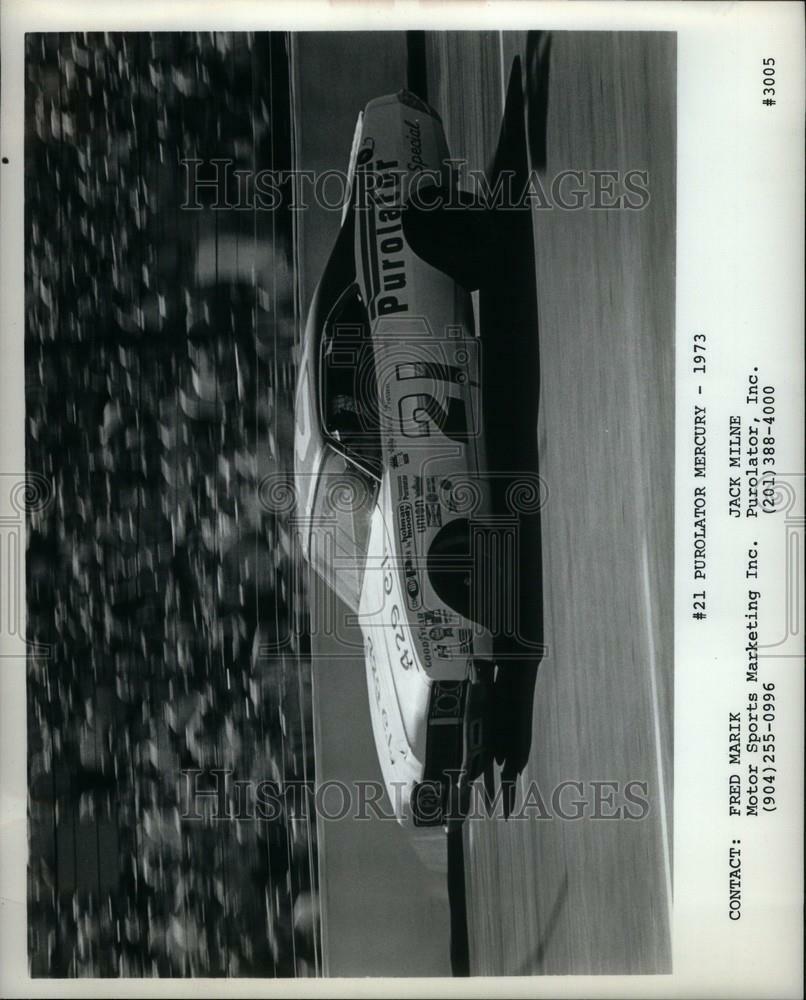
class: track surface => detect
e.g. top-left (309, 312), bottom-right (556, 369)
top-left (426, 31), bottom-right (676, 975)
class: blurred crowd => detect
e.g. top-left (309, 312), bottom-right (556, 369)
top-left (25, 31), bottom-right (319, 976)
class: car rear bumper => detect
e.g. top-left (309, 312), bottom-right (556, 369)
top-left (410, 662), bottom-right (494, 827)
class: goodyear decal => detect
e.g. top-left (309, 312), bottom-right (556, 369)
top-left (397, 501), bottom-right (413, 544)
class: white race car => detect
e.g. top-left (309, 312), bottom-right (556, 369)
top-left (295, 90), bottom-right (498, 829)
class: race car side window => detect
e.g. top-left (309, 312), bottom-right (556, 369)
top-left (316, 201), bottom-right (357, 320)
top-left (320, 284), bottom-right (381, 476)
top-left (308, 446), bottom-right (379, 614)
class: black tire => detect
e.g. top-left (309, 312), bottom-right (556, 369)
top-left (492, 661), bottom-right (538, 775)
top-left (402, 184), bottom-right (495, 291)
top-left (427, 518), bottom-right (474, 621)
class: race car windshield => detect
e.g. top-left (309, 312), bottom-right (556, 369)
top-left (308, 446), bottom-right (379, 614)
top-left (320, 284), bottom-right (381, 476)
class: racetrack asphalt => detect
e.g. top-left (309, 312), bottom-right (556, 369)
top-left (425, 30), bottom-right (676, 975)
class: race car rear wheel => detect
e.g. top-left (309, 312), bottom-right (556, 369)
top-left (402, 185), bottom-right (495, 291)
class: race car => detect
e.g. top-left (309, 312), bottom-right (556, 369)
top-left (294, 90), bottom-right (501, 829)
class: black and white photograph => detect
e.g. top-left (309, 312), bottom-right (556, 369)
top-left (1, 3), bottom-right (802, 996)
top-left (21, 27), bottom-right (674, 978)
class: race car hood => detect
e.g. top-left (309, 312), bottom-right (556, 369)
top-left (358, 493), bottom-right (432, 812)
